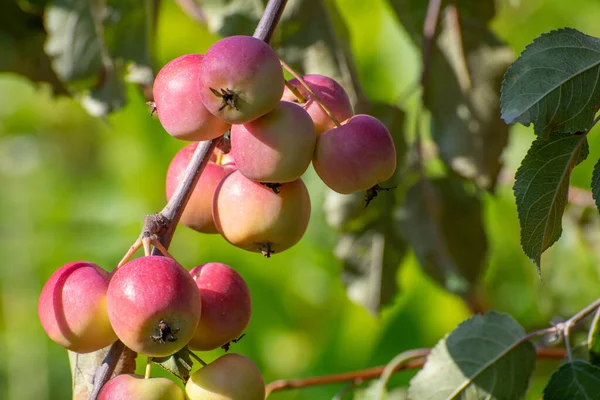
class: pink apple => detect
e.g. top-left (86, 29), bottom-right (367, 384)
top-left (153, 54), bottom-right (229, 141)
top-left (188, 263), bottom-right (251, 351)
top-left (38, 261), bottom-right (117, 353)
top-left (106, 256), bottom-right (201, 357)
top-left (98, 374), bottom-right (184, 400)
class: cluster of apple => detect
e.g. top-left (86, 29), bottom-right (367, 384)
top-left (38, 257), bottom-right (263, 399)
top-left (156, 35), bottom-right (397, 257)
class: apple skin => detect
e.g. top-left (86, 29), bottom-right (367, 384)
top-left (98, 374), bottom-right (185, 400)
top-left (106, 256), bottom-right (201, 357)
top-left (153, 54), bottom-right (229, 141)
top-left (213, 171), bottom-right (311, 256)
top-left (313, 114), bottom-right (396, 194)
top-left (166, 144), bottom-right (236, 233)
top-left (38, 261), bottom-right (117, 353)
top-left (231, 101), bottom-right (316, 183)
top-left (185, 354), bottom-right (265, 400)
top-left (282, 74), bottom-right (353, 135)
top-left (198, 36), bottom-right (284, 124)
top-left (188, 263), bottom-right (251, 351)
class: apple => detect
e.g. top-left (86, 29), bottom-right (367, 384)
top-left (38, 261), bottom-right (117, 353)
top-left (185, 354), bottom-right (265, 400)
top-left (106, 256), bottom-right (201, 357)
top-left (98, 374), bottom-right (184, 400)
top-left (188, 263), bottom-right (251, 351)
top-left (231, 101), bottom-right (316, 183)
top-left (153, 54), bottom-right (229, 141)
top-left (213, 171), bottom-right (311, 257)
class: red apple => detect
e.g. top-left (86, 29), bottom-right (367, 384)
top-left (231, 101), bottom-right (316, 183)
top-left (99, 374), bottom-right (184, 400)
top-left (198, 36), bottom-right (284, 124)
top-left (166, 143), bottom-right (236, 233)
top-left (313, 114), bottom-right (396, 194)
top-left (106, 256), bottom-right (201, 357)
top-left (188, 263), bottom-right (251, 351)
top-left (38, 261), bottom-right (117, 353)
top-left (282, 74), bottom-right (353, 135)
top-left (185, 354), bottom-right (265, 400)
top-left (213, 171), bottom-right (311, 257)
top-left (153, 54), bottom-right (229, 141)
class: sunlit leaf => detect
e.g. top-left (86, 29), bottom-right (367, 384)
top-left (513, 132), bottom-right (588, 271)
top-left (543, 361), bottom-right (600, 400)
top-left (501, 28), bottom-right (600, 136)
top-left (153, 346), bottom-right (194, 382)
top-left (408, 311), bottom-right (536, 400)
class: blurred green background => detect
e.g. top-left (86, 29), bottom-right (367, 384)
top-left (1, 0), bottom-right (600, 399)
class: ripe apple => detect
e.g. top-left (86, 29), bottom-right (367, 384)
top-left (153, 54), bottom-right (229, 141)
top-left (231, 101), bottom-right (316, 183)
top-left (282, 74), bottom-right (353, 135)
top-left (198, 36), bottom-right (284, 124)
top-left (98, 374), bottom-right (184, 400)
top-left (313, 114), bottom-right (396, 194)
top-left (213, 171), bottom-right (311, 257)
top-left (38, 261), bottom-right (117, 353)
top-left (106, 256), bottom-right (201, 357)
top-left (166, 143), bottom-right (236, 233)
top-left (188, 263), bottom-right (251, 351)
top-left (185, 353), bottom-right (265, 400)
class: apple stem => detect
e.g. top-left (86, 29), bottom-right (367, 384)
top-left (189, 350), bottom-right (208, 367)
top-left (284, 80), bottom-right (307, 103)
top-left (279, 59), bottom-right (342, 127)
top-left (145, 357), bottom-right (153, 379)
top-left (150, 237), bottom-right (175, 260)
top-left (142, 237), bottom-right (152, 257)
top-left (215, 149), bottom-right (224, 165)
top-left (117, 237), bottom-right (142, 268)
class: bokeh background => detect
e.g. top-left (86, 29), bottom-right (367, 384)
top-left (2, 0), bottom-right (600, 399)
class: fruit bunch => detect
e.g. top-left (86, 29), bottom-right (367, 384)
top-left (157, 35), bottom-right (397, 257)
top-left (38, 257), bottom-right (262, 399)
top-left (38, 34), bottom-right (396, 399)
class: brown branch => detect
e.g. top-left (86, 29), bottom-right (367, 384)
top-left (86, 1), bottom-right (289, 399)
top-left (265, 347), bottom-right (566, 397)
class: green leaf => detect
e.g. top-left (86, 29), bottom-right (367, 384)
top-left (543, 361), bottom-right (600, 400)
top-left (408, 311), bottom-right (536, 400)
top-left (390, 1), bottom-right (512, 190)
top-left (589, 308), bottom-right (600, 366)
top-left (44, 0), bottom-right (155, 115)
top-left (153, 346), bottom-right (194, 382)
top-left (398, 177), bottom-right (487, 296)
top-left (0, 1), bottom-right (67, 93)
top-left (501, 28), bottom-right (600, 136)
top-left (591, 158), bottom-right (600, 215)
top-left (513, 132), bottom-right (589, 271)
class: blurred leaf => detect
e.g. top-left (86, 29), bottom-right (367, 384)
top-left (543, 361), bottom-right (600, 400)
top-left (69, 343), bottom-right (136, 400)
top-left (0, 0), bottom-right (67, 93)
top-left (513, 132), bottom-right (588, 271)
top-left (398, 177), bottom-right (487, 296)
top-left (153, 346), bottom-right (194, 382)
top-left (501, 28), bottom-right (600, 136)
top-left (591, 159), bottom-right (600, 216)
top-left (43, 0), bottom-right (155, 115)
top-left (589, 308), bottom-right (600, 366)
top-left (390, 1), bottom-right (511, 190)
top-left (408, 311), bottom-right (536, 400)
top-left (325, 104), bottom-right (407, 314)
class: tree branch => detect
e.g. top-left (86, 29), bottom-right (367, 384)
top-left (85, 1), bottom-right (289, 398)
top-left (265, 347), bottom-right (566, 397)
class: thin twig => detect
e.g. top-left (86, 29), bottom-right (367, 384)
top-left (264, 346), bottom-right (566, 397)
top-left (563, 296), bottom-right (600, 361)
top-left (374, 349), bottom-right (431, 400)
top-left (188, 350), bottom-right (208, 367)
